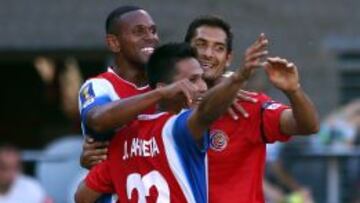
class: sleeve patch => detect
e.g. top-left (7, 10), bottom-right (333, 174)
top-left (263, 101), bottom-right (282, 110)
top-left (80, 83), bottom-right (96, 108)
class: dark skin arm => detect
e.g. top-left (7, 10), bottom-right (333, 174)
top-left (86, 80), bottom-right (194, 133)
top-left (74, 181), bottom-right (102, 203)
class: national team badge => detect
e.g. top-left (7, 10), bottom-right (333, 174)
top-left (210, 130), bottom-right (229, 151)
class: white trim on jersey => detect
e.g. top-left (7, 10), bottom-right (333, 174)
top-left (78, 78), bottom-right (120, 136)
top-left (162, 115), bottom-right (197, 203)
top-left (137, 112), bottom-right (168, 121)
top-left (107, 67), bottom-right (149, 91)
top-left (78, 78), bottom-right (120, 111)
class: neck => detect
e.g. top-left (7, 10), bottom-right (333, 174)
top-left (113, 57), bottom-right (148, 87)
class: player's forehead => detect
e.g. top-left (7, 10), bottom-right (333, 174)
top-left (119, 10), bottom-right (156, 30)
top-left (175, 58), bottom-right (203, 77)
top-left (193, 25), bottom-right (227, 45)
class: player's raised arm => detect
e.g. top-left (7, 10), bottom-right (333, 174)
top-left (187, 34), bottom-right (268, 140)
top-left (187, 41), bottom-right (268, 141)
top-left (264, 57), bottom-right (319, 135)
top-left (83, 84), bottom-right (190, 134)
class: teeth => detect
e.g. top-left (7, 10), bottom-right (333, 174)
top-left (141, 47), bottom-right (154, 55)
top-left (200, 61), bottom-right (213, 69)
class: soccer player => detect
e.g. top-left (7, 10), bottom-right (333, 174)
top-left (79, 6), bottom-right (254, 169)
top-left (75, 42), bottom-right (259, 203)
top-left (184, 16), bottom-right (319, 203)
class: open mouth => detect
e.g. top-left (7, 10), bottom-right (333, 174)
top-left (199, 60), bottom-right (215, 70)
top-left (140, 47), bottom-right (155, 56)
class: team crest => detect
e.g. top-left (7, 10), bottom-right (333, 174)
top-left (210, 130), bottom-right (229, 151)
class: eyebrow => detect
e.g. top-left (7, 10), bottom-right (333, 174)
top-left (195, 38), bottom-right (226, 46)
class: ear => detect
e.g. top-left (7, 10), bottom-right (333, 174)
top-left (106, 34), bottom-right (121, 53)
top-left (225, 52), bottom-right (233, 68)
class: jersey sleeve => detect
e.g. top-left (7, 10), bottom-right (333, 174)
top-left (171, 109), bottom-right (209, 203)
top-left (85, 160), bottom-right (114, 193)
top-left (172, 109), bottom-right (209, 153)
top-left (78, 78), bottom-right (119, 140)
top-left (261, 100), bottom-right (291, 143)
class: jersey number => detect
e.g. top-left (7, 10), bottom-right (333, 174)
top-left (127, 171), bottom-right (170, 203)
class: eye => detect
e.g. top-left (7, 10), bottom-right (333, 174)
top-left (189, 76), bottom-right (198, 83)
top-left (133, 26), bottom-right (147, 36)
top-left (214, 44), bottom-right (226, 53)
top-left (194, 41), bottom-right (207, 49)
top-left (149, 26), bottom-right (157, 34)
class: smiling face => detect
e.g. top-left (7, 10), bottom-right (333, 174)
top-left (109, 9), bottom-right (160, 67)
top-left (190, 25), bottom-right (232, 82)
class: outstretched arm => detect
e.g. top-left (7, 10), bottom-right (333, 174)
top-left (188, 34), bottom-right (269, 139)
top-left (264, 57), bottom-right (319, 135)
top-left (83, 81), bottom-right (193, 135)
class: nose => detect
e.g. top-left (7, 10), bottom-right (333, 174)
top-left (144, 29), bottom-right (159, 44)
top-left (197, 79), bottom-right (208, 93)
top-left (197, 46), bottom-right (214, 59)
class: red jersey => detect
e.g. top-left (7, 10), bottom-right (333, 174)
top-left (208, 93), bottom-right (290, 203)
top-left (86, 110), bottom-right (209, 203)
top-left (78, 68), bottom-right (155, 139)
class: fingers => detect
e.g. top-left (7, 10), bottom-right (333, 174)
top-left (83, 137), bottom-right (109, 150)
top-left (227, 108), bottom-right (239, 120)
top-left (238, 89), bottom-right (259, 96)
top-left (245, 51), bottom-right (268, 62)
top-left (81, 137), bottom-right (109, 169)
top-left (245, 33), bottom-right (269, 57)
top-left (266, 57), bottom-right (297, 70)
top-left (179, 80), bottom-right (195, 106)
top-left (232, 101), bottom-right (249, 118)
top-left (242, 33), bottom-right (269, 73)
top-left (237, 90), bottom-right (258, 103)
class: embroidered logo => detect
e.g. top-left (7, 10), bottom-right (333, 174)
top-left (210, 130), bottom-right (229, 151)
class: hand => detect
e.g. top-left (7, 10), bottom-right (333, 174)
top-left (235, 33), bottom-right (269, 81)
top-left (227, 90), bottom-right (258, 119)
top-left (80, 137), bottom-right (109, 169)
top-left (158, 79), bottom-right (200, 107)
top-left (264, 57), bottom-right (300, 93)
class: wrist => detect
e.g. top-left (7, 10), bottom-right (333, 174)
top-left (284, 83), bottom-right (301, 96)
top-left (154, 88), bottom-right (167, 99)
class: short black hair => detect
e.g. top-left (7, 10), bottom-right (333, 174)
top-left (147, 43), bottom-right (197, 89)
top-left (184, 15), bottom-right (233, 52)
top-left (105, 5), bottom-right (143, 34)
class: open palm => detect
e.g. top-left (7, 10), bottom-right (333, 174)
top-left (265, 57), bottom-right (300, 92)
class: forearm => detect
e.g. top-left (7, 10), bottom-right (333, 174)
top-left (87, 89), bottom-right (163, 133)
top-left (283, 87), bottom-right (319, 135)
top-left (196, 74), bottom-right (246, 125)
top-left (74, 182), bottom-right (102, 203)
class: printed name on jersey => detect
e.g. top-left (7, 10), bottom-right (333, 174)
top-left (80, 83), bottom-right (96, 108)
top-left (263, 101), bottom-right (282, 110)
top-left (209, 130), bottom-right (229, 151)
top-left (123, 137), bottom-right (160, 160)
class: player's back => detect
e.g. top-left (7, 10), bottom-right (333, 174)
top-left (107, 112), bottom-right (198, 203)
